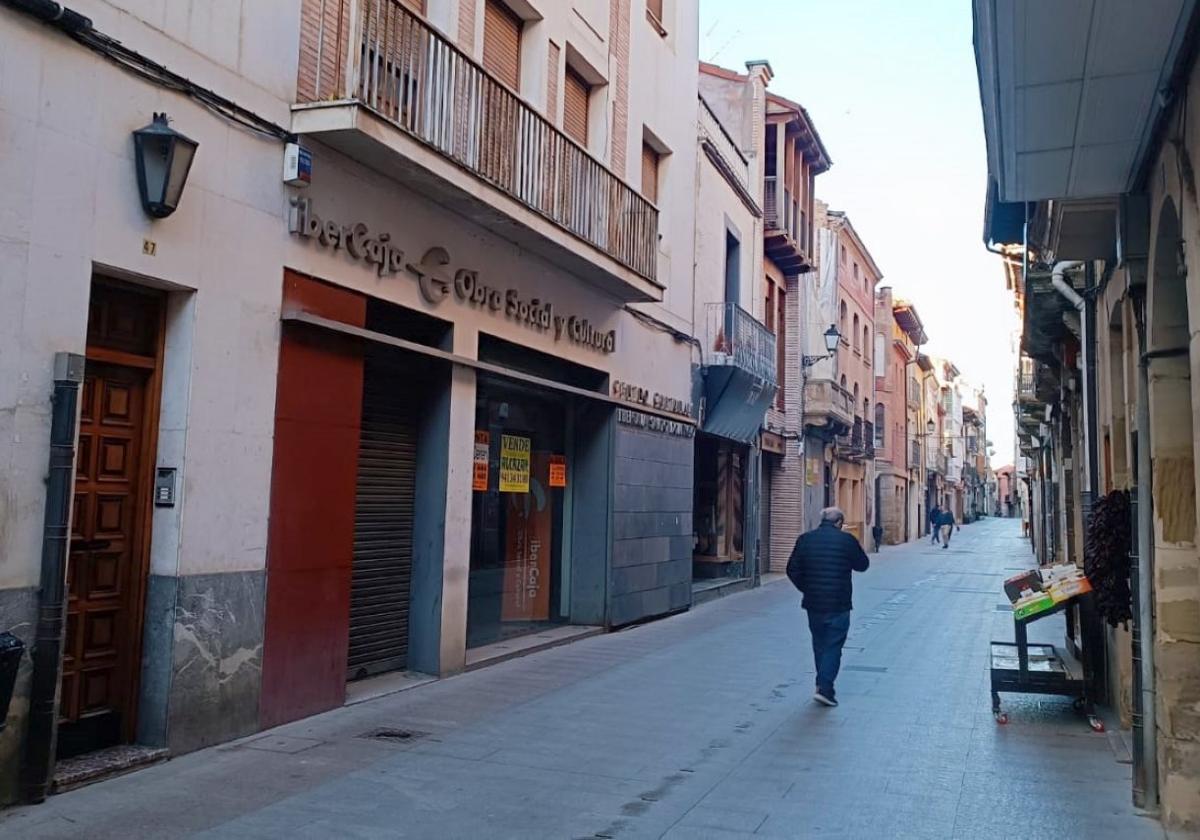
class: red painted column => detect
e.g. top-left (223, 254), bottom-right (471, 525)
top-left (260, 272), bottom-right (365, 728)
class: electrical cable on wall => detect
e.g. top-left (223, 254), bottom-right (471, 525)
top-left (2, 0), bottom-right (291, 142)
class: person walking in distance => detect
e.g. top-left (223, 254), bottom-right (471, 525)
top-left (928, 504), bottom-right (942, 545)
top-left (940, 507), bottom-right (956, 549)
top-left (785, 507), bottom-right (870, 707)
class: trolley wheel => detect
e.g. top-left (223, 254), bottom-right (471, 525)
top-left (995, 712), bottom-right (1009, 725)
top-left (1088, 715), bottom-right (1105, 733)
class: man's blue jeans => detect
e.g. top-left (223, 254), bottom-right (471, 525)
top-left (807, 610), bottom-right (851, 695)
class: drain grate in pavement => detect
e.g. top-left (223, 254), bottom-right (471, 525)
top-left (844, 665), bottom-right (888, 673)
top-left (358, 727), bottom-right (429, 744)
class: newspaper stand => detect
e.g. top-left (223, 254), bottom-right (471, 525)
top-left (989, 593), bottom-right (1104, 731)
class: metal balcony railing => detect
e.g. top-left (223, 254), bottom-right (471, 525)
top-left (704, 303), bottom-right (778, 385)
top-left (296, 0), bottom-right (657, 281)
top-left (764, 176), bottom-right (798, 240)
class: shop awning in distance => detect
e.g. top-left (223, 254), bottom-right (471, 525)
top-left (701, 366), bottom-right (777, 444)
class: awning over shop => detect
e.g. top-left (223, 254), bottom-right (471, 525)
top-left (701, 366), bottom-right (777, 444)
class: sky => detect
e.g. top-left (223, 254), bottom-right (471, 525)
top-left (699, 0), bottom-right (1020, 467)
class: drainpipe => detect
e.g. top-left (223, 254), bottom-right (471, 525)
top-left (22, 352), bottom-right (85, 802)
top-left (1132, 290), bottom-right (1158, 811)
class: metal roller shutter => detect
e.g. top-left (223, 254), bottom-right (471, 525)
top-left (349, 351), bottom-right (418, 680)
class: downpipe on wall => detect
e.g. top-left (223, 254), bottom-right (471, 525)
top-left (21, 353), bottom-right (85, 803)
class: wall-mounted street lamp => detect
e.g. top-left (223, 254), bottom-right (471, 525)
top-left (802, 324), bottom-right (841, 369)
top-left (133, 113), bottom-right (198, 219)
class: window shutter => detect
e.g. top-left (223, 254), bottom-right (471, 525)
top-left (400, 0), bottom-right (424, 12)
top-left (563, 67), bottom-right (590, 146)
top-left (641, 142), bottom-right (659, 204)
top-left (483, 0), bottom-right (522, 91)
top-left (647, 0), bottom-right (664, 24)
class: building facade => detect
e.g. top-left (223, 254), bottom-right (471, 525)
top-left (697, 62), bottom-right (831, 575)
top-left (873, 289), bottom-right (928, 544)
top-left (977, 0), bottom-right (1200, 825)
top-left (0, 0), bottom-right (704, 800)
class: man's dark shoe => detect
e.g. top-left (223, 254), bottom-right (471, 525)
top-left (813, 689), bottom-right (838, 707)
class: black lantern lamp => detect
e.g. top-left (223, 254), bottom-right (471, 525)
top-left (133, 113), bottom-right (198, 219)
top-left (823, 324), bottom-right (841, 355)
top-left (926, 419), bottom-right (936, 435)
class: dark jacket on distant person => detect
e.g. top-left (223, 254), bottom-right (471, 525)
top-left (939, 510), bottom-right (956, 528)
top-left (786, 521), bottom-right (871, 613)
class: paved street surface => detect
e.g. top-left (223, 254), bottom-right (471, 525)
top-left (3, 519), bottom-right (1166, 839)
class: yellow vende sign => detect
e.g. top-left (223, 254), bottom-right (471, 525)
top-left (499, 434), bottom-right (531, 493)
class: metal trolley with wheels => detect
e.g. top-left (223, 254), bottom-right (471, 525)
top-left (989, 594), bottom-right (1105, 732)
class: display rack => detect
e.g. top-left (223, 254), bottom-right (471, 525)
top-left (989, 593), bottom-right (1105, 731)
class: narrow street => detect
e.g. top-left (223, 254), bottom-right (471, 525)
top-left (3, 519), bottom-right (1160, 839)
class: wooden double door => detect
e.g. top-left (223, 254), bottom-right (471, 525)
top-left (58, 281), bottom-right (162, 759)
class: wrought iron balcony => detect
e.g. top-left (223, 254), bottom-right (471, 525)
top-left (293, 0), bottom-right (658, 298)
top-left (836, 416), bottom-right (871, 462)
top-left (704, 303), bottom-right (777, 386)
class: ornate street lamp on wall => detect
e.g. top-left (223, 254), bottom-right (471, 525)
top-left (802, 324), bottom-right (841, 369)
top-left (133, 113), bottom-right (199, 219)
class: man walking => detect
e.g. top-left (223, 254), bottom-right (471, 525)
top-left (786, 508), bottom-right (870, 707)
top-left (929, 504), bottom-right (942, 545)
top-left (940, 507), bottom-right (956, 549)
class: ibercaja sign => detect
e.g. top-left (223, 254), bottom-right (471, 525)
top-left (289, 198), bottom-right (617, 354)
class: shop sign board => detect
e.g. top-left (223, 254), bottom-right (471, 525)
top-left (616, 408), bottom-right (695, 438)
top-left (499, 435), bottom-right (531, 493)
top-left (289, 199), bottom-right (616, 354)
top-left (549, 455), bottom-right (567, 488)
top-left (502, 452), bottom-right (552, 622)
top-left (611, 380), bottom-right (693, 419)
top-left (473, 431), bottom-right (490, 492)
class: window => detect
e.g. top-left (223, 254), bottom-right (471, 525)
top-left (839, 301), bottom-right (848, 337)
top-left (853, 382), bottom-right (860, 406)
top-left (723, 231), bottom-right (740, 304)
top-left (874, 333), bottom-right (885, 372)
top-left (853, 262), bottom-right (860, 283)
top-left (852, 314), bottom-right (860, 351)
top-left (646, 0), bottom-right (666, 33)
top-left (840, 374), bottom-right (847, 390)
top-left (863, 326), bottom-right (870, 361)
top-left (874, 403), bottom-right (885, 448)
top-left (563, 66), bottom-right (590, 146)
top-left (840, 244), bottom-right (847, 265)
top-left (483, 0), bottom-right (522, 91)
top-left (641, 142), bottom-right (660, 204)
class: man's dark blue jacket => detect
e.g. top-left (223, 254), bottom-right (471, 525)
top-left (786, 521), bottom-right (870, 613)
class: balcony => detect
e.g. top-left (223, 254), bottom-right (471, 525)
top-left (701, 303), bottom-right (778, 442)
top-left (1017, 371), bottom-right (1037, 403)
top-left (293, 0), bottom-right (660, 302)
top-left (763, 176), bottom-right (811, 274)
top-left (803, 378), bottom-right (854, 433)
top-left (836, 417), bottom-right (871, 462)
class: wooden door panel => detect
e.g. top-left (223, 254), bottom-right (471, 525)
top-left (60, 360), bottom-right (148, 754)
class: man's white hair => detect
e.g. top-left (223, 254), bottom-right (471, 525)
top-left (821, 507), bottom-right (845, 525)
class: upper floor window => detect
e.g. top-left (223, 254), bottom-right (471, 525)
top-left (646, 0), bottom-right (667, 35)
top-left (874, 403), bottom-right (885, 448)
top-left (483, 0), bottom-right (522, 91)
top-left (852, 314), bottom-right (860, 351)
top-left (863, 326), bottom-right (870, 360)
top-left (641, 142), bottom-right (660, 204)
top-left (839, 300), bottom-right (848, 337)
top-left (853, 262), bottom-right (860, 283)
top-left (840, 244), bottom-right (847, 265)
top-left (563, 66), bottom-right (591, 146)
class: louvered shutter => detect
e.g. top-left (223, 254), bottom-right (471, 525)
top-left (647, 0), bottom-right (663, 24)
top-left (641, 143), bottom-right (659, 204)
top-left (483, 0), bottom-right (522, 90)
top-left (563, 67), bottom-right (590, 146)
